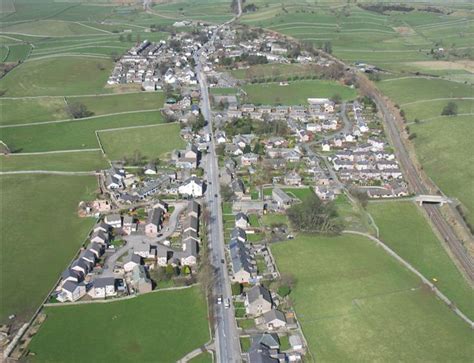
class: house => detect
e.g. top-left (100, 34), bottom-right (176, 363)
top-left (241, 153), bottom-right (258, 166)
top-left (245, 285), bottom-right (273, 316)
top-left (134, 243), bottom-right (156, 259)
top-left (90, 230), bottom-right (108, 245)
top-left (215, 131), bottom-right (227, 144)
top-left (131, 265), bottom-right (153, 294)
top-left (80, 250), bottom-right (96, 265)
top-left (88, 242), bottom-right (104, 259)
top-left (145, 207), bottom-right (163, 237)
top-left (124, 253), bottom-right (143, 272)
top-left (235, 212), bottom-right (250, 229)
top-left (231, 227), bottom-right (247, 243)
top-left (272, 188), bottom-right (293, 209)
top-left (122, 215), bottom-right (136, 235)
top-left (104, 214), bottom-right (122, 229)
top-left (61, 268), bottom-right (82, 285)
top-left (183, 215), bottom-right (199, 234)
top-left (179, 239), bottom-right (199, 266)
top-left (143, 163), bottom-right (157, 175)
top-left (251, 333), bottom-right (280, 350)
top-left (71, 258), bottom-right (91, 276)
top-left (248, 343), bottom-right (279, 363)
top-left (187, 200), bottom-right (200, 219)
top-left (89, 277), bottom-right (117, 299)
top-left (93, 222), bottom-right (110, 234)
top-left (179, 176), bottom-right (204, 197)
top-left (262, 309), bottom-right (287, 330)
top-left (289, 335), bottom-right (303, 351)
top-left (322, 141), bottom-right (331, 152)
top-left (231, 178), bottom-right (246, 198)
top-left (230, 239), bottom-right (255, 284)
top-left (284, 172), bottom-right (301, 186)
top-left (58, 281), bottom-right (86, 302)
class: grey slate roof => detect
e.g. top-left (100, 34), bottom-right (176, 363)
top-left (93, 277), bottom-right (116, 288)
top-left (147, 207), bottom-right (163, 227)
top-left (262, 309), bottom-right (286, 324)
top-left (247, 285), bottom-right (272, 305)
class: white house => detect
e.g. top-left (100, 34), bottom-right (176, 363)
top-left (89, 277), bottom-right (117, 299)
top-left (179, 176), bottom-right (204, 197)
top-left (58, 281), bottom-right (86, 302)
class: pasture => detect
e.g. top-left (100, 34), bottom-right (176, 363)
top-left (0, 97), bottom-right (69, 126)
top-left (152, 0), bottom-right (234, 24)
top-left (0, 150), bottom-right (108, 172)
top-left (368, 201), bottom-right (474, 319)
top-left (1, 20), bottom-right (105, 37)
top-left (0, 56), bottom-right (113, 96)
top-left (229, 63), bottom-right (314, 80)
top-left (272, 234), bottom-right (474, 362)
top-left (242, 80), bottom-right (357, 105)
top-left (28, 287), bottom-right (210, 363)
top-left (98, 122), bottom-right (184, 161)
top-left (0, 174), bottom-right (97, 323)
top-left (1, 111), bottom-right (163, 152)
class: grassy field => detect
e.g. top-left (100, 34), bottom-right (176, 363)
top-left (0, 174), bottom-right (97, 323)
top-left (98, 122), bottom-right (185, 161)
top-left (0, 56), bottom-right (113, 96)
top-left (0, 150), bottom-right (108, 172)
top-left (29, 287), bottom-right (210, 363)
top-left (368, 201), bottom-right (474, 319)
top-left (229, 63), bottom-right (314, 80)
top-left (242, 80), bottom-right (357, 105)
top-left (411, 115), bottom-right (474, 224)
top-left (189, 352), bottom-right (213, 363)
top-left (152, 0), bottom-right (233, 24)
top-left (1, 111), bottom-right (163, 152)
top-left (272, 234), bottom-right (473, 362)
top-left (2, 19), bottom-right (106, 37)
top-left (0, 97), bottom-right (69, 126)
top-left (281, 187), bottom-right (314, 201)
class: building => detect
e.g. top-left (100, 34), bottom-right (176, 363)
top-left (179, 176), bottom-right (204, 197)
top-left (235, 212), bottom-right (250, 229)
top-left (89, 277), bottom-right (117, 299)
top-left (131, 265), bottom-right (153, 294)
top-left (230, 239), bottom-right (255, 284)
top-left (245, 285), bottom-right (273, 316)
top-left (57, 281), bottom-right (86, 302)
top-left (262, 309), bottom-right (287, 330)
top-left (145, 207), bottom-right (164, 237)
top-left (272, 188), bottom-right (293, 209)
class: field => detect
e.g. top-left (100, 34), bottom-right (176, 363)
top-left (0, 97), bottom-right (69, 126)
top-left (0, 174), bottom-right (97, 323)
top-left (0, 56), bottom-right (114, 96)
top-left (242, 80), bottom-right (357, 105)
top-left (28, 287), bottom-right (210, 363)
top-left (1, 20), bottom-right (106, 37)
top-left (281, 187), bottom-right (314, 201)
top-left (272, 234), bottom-right (474, 362)
top-left (230, 63), bottom-right (314, 80)
top-left (368, 201), bottom-right (474, 319)
top-left (1, 111), bottom-right (163, 152)
top-left (152, 0), bottom-right (234, 24)
top-left (98, 122), bottom-right (185, 161)
top-left (0, 150), bottom-right (108, 172)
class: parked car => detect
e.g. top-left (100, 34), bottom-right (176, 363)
top-left (224, 298), bottom-right (230, 309)
top-left (217, 296), bottom-right (222, 305)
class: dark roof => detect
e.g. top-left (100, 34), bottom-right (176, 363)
top-left (93, 277), bottom-right (116, 288)
top-left (235, 212), bottom-right (249, 222)
top-left (188, 200), bottom-right (200, 216)
top-left (147, 207), bottom-right (163, 227)
top-left (247, 285), bottom-right (272, 305)
top-left (248, 343), bottom-right (278, 363)
top-left (62, 281), bottom-right (80, 293)
top-left (231, 227), bottom-right (247, 240)
top-left (263, 309), bottom-right (286, 324)
top-left (251, 333), bottom-right (280, 350)
top-left (61, 268), bottom-right (81, 281)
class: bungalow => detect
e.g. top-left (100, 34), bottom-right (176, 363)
top-left (145, 207), bottom-right (164, 237)
top-left (89, 277), bottom-right (117, 299)
top-left (235, 212), bottom-right (250, 229)
top-left (262, 309), bottom-right (287, 330)
top-left (245, 285), bottom-right (273, 316)
top-left (179, 176), bottom-right (204, 197)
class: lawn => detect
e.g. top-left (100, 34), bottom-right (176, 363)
top-left (2, 19), bottom-right (105, 37)
top-left (189, 352), bottom-right (213, 363)
top-left (29, 287), bottom-right (210, 363)
top-left (98, 122), bottom-right (184, 161)
top-left (271, 234), bottom-right (473, 362)
top-left (261, 213), bottom-right (288, 227)
top-left (243, 80), bottom-right (357, 105)
top-left (1, 111), bottom-right (163, 152)
top-left (334, 193), bottom-right (374, 234)
top-left (68, 92), bottom-right (165, 116)
top-left (282, 187), bottom-right (314, 201)
top-left (0, 56), bottom-right (113, 96)
top-left (0, 150), bottom-right (108, 172)
top-left (0, 174), bottom-right (97, 323)
top-left (402, 99), bottom-right (474, 122)
top-left (368, 201), bottom-right (474, 319)
top-left (411, 115), bottom-right (474, 226)
top-left (230, 63), bottom-right (314, 80)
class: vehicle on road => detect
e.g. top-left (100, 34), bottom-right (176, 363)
top-left (217, 296), bottom-right (222, 305)
top-left (214, 193), bottom-right (218, 198)
top-left (224, 298), bottom-right (230, 309)
top-left (221, 258), bottom-right (225, 264)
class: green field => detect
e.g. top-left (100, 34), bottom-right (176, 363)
top-left (402, 99), bottom-right (474, 122)
top-left (282, 187), bottom-right (314, 201)
top-left (98, 122), bottom-right (185, 161)
top-left (2, 19), bottom-right (106, 37)
top-left (230, 63), bottom-right (314, 80)
top-left (29, 287), bottom-right (210, 363)
top-left (368, 201), bottom-right (474, 319)
top-left (0, 150), bottom-right (108, 172)
top-left (0, 56), bottom-right (113, 96)
top-left (0, 174), bottom-right (97, 323)
top-left (0, 97), bottom-right (69, 126)
top-left (242, 80), bottom-right (357, 105)
top-left (272, 234), bottom-right (473, 362)
top-left (152, 0), bottom-right (233, 24)
top-left (1, 111), bottom-right (163, 152)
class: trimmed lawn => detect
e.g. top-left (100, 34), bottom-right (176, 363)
top-left (1, 111), bottom-right (163, 152)
top-left (242, 80), bottom-right (357, 105)
top-left (68, 92), bottom-right (165, 116)
top-left (248, 214), bottom-right (260, 227)
top-left (0, 97), bottom-right (69, 126)
top-left (189, 352), bottom-right (213, 363)
top-left (0, 174), bottom-right (97, 323)
top-left (98, 122), bottom-right (184, 161)
top-left (368, 201), bottom-right (474, 319)
top-left (240, 337), bottom-right (251, 352)
top-left (0, 150), bottom-right (108, 172)
top-left (282, 187), bottom-right (314, 201)
top-left (272, 234), bottom-right (473, 362)
top-left (230, 63), bottom-right (313, 80)
top-left (237, 318), bottom-right (255, 330)
top-left (261, 213), bottom-right (288, 227)
top-left (29, 287), bottom-right (210, 363)
top-left (0, 56), bottom-right (113, 96)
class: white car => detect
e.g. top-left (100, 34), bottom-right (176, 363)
top-left (224, 298), bottom-right (230, 309)
top-left (217, 296), bottom-right (222, 305)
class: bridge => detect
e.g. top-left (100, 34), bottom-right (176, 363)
top-left (414, 195), bottom-right (452, 206)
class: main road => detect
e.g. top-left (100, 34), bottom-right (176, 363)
top-left (194, 2), bottom-right (243, 361)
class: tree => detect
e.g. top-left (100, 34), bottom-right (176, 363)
top-left (441, 101), bottom-right (458, 116)
top-left (182, 265), bottom-right (191, 275)
top-left (165, 264), bottom-right (174, 278)
top-left (243, 144), bottom-right (252, 153)
top-left (331, 93), bottom-right (342, 104)
top-left (323, 41), bottom-right (332, 54)
top-left (220, 183), bottom-right (234, 202)
top-left (287, 193), bottom-right (342, 234)
top-left (67, 102), bottom-right (94, 119)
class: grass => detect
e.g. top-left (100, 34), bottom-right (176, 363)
top-left (368, 201), bottom-right (474, 319)
top-left (0, 174), bottom-right (97, 323)
top-left (29, 287), bottom-right (210, 363)
top-left (240, 336), bottom-right (251, 352)
top-left (279, 335), bottom-right (291, 351)
top-left (230, 63), bottom-right (314, 80)
top-left (0, 56), bottom-right (113, 96)
top-left (237, 318), bottom-right (255, 330)
top-left (248, 214), bottom-right (260, 227)
top-left (261, 213), bottom-right (288, 227)
top-left (189, 352), bottom-right (213, 363)
top-left (243, 80), bottom-right (357, 105)
top-left (282, 187), bottom-right (314, 201)
top-left (98, 122), bottom-right (184, 161)
top-left (0, 150), bottom-right (108, 172)
top-left (334, 193), bottom-right (374, 234)
top-left (1, 111), bottom-right (163, 152)
top-left (272, 234), bottom-right (473, 362)
top-left (0, 97), bottom-right (69, 126)
top-left (2, 19), bottom-right (106, 37)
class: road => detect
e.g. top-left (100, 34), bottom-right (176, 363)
top-left (194, 2), bottom-right (243, 361)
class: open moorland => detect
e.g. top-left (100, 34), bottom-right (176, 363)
top-left (368, 201), bottom-right (474, 319)
top-left (28, 287), bottom-right (210, 363)
top-left (272, 234), bottom-right (474, 362)
top-left (242, 80), bottom-right (357, 105)
top-left (0, 174), bottom-right (97, 323)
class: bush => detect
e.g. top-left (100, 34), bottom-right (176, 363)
top-left (67, 102), bottom-right (94, 119)
top-left (277, 285), bottom-right (291, 297)
top-left (441, 101), bottom-right (458, 116)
